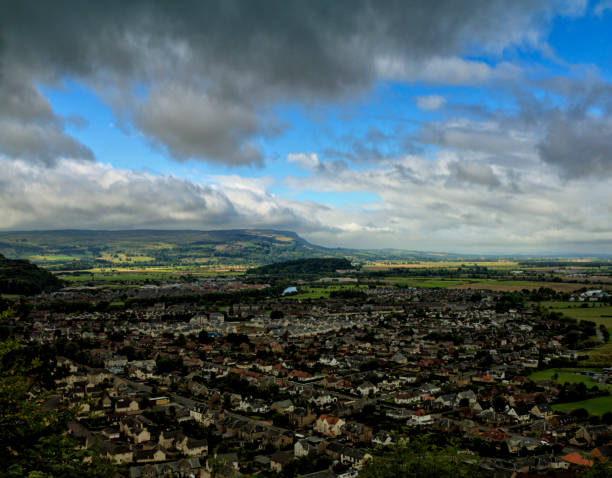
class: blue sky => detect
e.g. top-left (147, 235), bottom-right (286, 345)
top-left (2, 1), bottom-right (612, 254)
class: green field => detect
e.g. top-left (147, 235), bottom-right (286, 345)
top-left (281, 284), bottom-right (367, 300)
top-left (528, 368), bottom-right (606, 388)
top-left (57, 266), bottom-right (245, 284)
top-left (383, 277), bottom-right (592, 292)
top-left (29, 254), bottom-right (81, 262)
top-left (365, 260), bottom-right (521, 271)
top-left (552, 395), bottom-right (612, 416)
top-left (580, 342), bottom-right (612, 367)
top-left (385, 278), bottom-right (474, 288)
top-left (538, 302), bottom-right (612, 328)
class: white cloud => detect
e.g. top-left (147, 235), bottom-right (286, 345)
top-left (287, 153), bottom-right (322, 171)
top-left (1, 154), bottom-right (611, 254)
top-left (415, 95), bottom-right (446, 111)
top-left (376, 56), bottom-right (522, 85)
top-left (283, 148), bottom-right (612, 253)
top-left (594, 0), bottom-right (612, 16)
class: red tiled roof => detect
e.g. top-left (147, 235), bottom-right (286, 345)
top-left (562, 452), bottom-right (594, 467)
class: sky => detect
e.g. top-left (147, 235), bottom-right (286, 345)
top-left (1, 0), bottom-right (612, 254)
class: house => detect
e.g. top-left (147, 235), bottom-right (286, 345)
top-left (290, 407), bottom-right (317, 428)
top-left (530, 403), bottom-right (554, 419)
top-left (271, 399), bottom-right (294, 414)
top-left (178, 436), bottom-right (208, 457)
top-left (294, 436), bottom-right (325, 457)
top-left (314, 415), bottom-right (345, 437)
top-left (159, 429), bottom-right (184, 449)
top-left (121, 415), bottom-right (153, 444)
top-left (434, 393), bottom-right (457, 409)
top-left (391, 352), bottom-right (407, 364)
top-left (134, 447), bottom-right (166, 463)
top-left (148, 396), bottom-right (169, 406)
top-left (505, 436), bottom-right (541, 455)
top-left (115, 397), bottom-right (139, 414)
top-left (264, 430), bottom-right (293, 449)
top-left (270, 450), bottom-right (295, 473)
top-left (372, 431), bottom-right (393, 446)
top-left (340, 446), bottom-right (372, 468)
top-left (238, 398), bottom-right (269, 414)
top-left (309, 393), bottom-right (337, 407)
top-left (456, 389), bottom-right (478, 406)
top-left (408, 414), bottom-right (434, 427)
top-left (101, 427), bottom-right (121, 440)
top-left (561, 452), bottom-right (594, 468)
top-left (341, 421), bottom-right (372, 443)
top-left (571, 425), bottom-right (612, 448)
top-left (394, 392), bottom-right (419, 405)
top-left (190, 406), bottom-right (211, 425)
top-left (129, 458), bottom-right (204, 478)
top-left (107, 444), bottom-right (133, 464)
top-left (356, 381), bottom-right (378, 397)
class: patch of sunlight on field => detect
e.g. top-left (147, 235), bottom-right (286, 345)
top-left (29, 255), bottom-right (80, 262)
top-left (364, 260), bottom-right (519, 270)
top-left (552, 396), bottom-right (612, 416)
top-left (528, 369), bottom-right (608, 388)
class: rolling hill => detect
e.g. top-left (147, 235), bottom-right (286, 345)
top-left (0, 229), bottom-right (455, 269)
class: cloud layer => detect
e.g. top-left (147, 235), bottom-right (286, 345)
top-left (0, 0), bottom-right (583, 165)
top-left (2, 155), bottom-right (611, 254)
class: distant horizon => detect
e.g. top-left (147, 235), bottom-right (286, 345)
top-left (2, 227), bottom-right (612, 258)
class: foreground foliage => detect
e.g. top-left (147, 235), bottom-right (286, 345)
top-left (0, 338), bottom-right (115, 477)
top-left (359, 438), bottom-right (481, 478)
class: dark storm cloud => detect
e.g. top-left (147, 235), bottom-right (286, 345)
top-left (538, 115), bottom-right (612, 179)
top-left (448, 160), bottom-right (501, 187)
top-left (0, 72), bottom-right (95, 164)
top-left (0, 0), bottom-right (572, 165)
top-left (531, 79), bottom-right (612, 179)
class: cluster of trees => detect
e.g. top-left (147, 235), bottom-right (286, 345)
top-left (329, 288), bottom-right (366, 300)
top-left (213, 372), bottom-right (282, 403)
top-left (360, 437), bottom-right (481, 478)
top-left (560, 319), bottom-right (600, 349)
top-left (556, 381), bottom-right (608, 403)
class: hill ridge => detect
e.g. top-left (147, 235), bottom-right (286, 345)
top-left (0, 229), bottom-right (457, 268)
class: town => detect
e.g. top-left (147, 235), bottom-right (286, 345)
top-left (4, 271), bottom-right (612, 478)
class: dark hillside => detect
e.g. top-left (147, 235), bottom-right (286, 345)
top-left (0, 253), bottom-right (64, 295)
